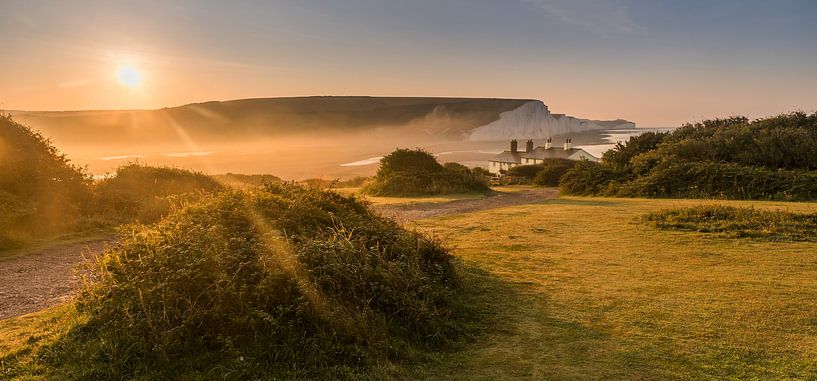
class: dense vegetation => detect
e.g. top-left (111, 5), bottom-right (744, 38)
top-left (92, 163), bottom-right (224, 224)
top-left (506, 159), bottom-right (576, 186)
top-left (0, 114), bottom-right (91, 249)
top-left (0, 115), bottom-right (227, 249)
top-left (643, 205), bottom-right (817, 241)
top-left (362, 149), bottom-right (489, 196)
top-left (560, 112), bottom-right (817, 200)
top-left (9, 183), bottom-right (459, 379)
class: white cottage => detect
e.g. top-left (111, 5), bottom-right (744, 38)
top-left (488, 138), bottom-right (598, 174)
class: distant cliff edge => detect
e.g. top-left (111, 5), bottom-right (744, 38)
top-left (468, 100), bottom-right (635, 141)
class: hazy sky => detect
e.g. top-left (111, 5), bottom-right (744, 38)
top-left (1, 0), bottom-right (816, 126)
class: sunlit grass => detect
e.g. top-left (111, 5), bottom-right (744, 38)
top-left (410, 196), bottom-right (817, 379)
top-left (5, 195), bottom-right (817, 379)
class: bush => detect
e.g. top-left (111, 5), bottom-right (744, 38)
top-left (506, 165), bottom-right (544, 182)
top-left (91, 163), bottom-right (224, 223)
top-left (560, 112), bottom-right (817, 200)
top-left (615, 161), bottom-right (817, 200)
top-left (48, 183), bottom-right (458, 379)
top-left (0, 115), bottom-right (91, 248)
top-left (531, 160), bottom-right (577, 187)
top-left (643, 205), bottom-right (817, 241)
top-left (362, 149), bottom-right (489, 196)
top-left (559, 161), bottom-right (623, 196)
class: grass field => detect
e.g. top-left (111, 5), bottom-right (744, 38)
top-left (409, 197), bottom-right (817, 379)
top-left (3, 195), bottom-right (817, 379)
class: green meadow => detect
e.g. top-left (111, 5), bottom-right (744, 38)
top-left (408, 196), bottom-right (817, 379)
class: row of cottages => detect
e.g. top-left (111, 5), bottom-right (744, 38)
top-left (488, 138), bottom-right (598, 174)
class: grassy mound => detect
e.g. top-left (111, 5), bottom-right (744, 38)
top-left (0, 115), bottom-right (90, 249)
top-left (362, 149), bottom-right (489, 196)
top-left (643, 205), bottom-right (817, 241)
top-left (92, 163), bottom-right (224, 223)
top-left (561, 112), bottom-right (817, 200)
top-left (28, 183), bottom-right (458, 379)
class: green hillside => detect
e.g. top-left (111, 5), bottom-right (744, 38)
top-left (12, 97), bottom-right (531, 148)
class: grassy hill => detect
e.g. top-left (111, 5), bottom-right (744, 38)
top-left (11, 97), bottom-right (532, 149)
top-left (0, 114), bottom-right (90, 248)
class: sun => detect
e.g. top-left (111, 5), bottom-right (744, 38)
top-left (115, 64), bottom-right (143, 88)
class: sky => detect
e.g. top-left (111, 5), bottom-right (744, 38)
top-left (1, 0), bottom-right (816, 126)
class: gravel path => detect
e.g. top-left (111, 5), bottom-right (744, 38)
top-left (373, 188), bottom-right (558, 221)
top-left (0, 238), bottom-right (111, 319)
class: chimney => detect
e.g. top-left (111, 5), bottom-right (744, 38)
top-left (564, 138), bottom-right (572, 150)
top-left (545, 137), bottom-right (552, 149)
top-left (510, 139), bottom-right (518, 153)
top-left (525, 139), bottom-right (534, 152)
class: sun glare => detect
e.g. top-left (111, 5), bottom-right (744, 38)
top-left (115, 64), bottom-right (143, 88)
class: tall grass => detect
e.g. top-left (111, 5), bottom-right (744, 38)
top-left (90, 163), bottom-right (224, 224)
top-left (28, 182), bottom-right (459, 379)
top-left (0, 114), bottom-right (90, 249)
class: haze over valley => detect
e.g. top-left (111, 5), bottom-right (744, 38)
top-left (12, 96), bottom-right (638, 179)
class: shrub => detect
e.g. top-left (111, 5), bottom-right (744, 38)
top-left (507, 165), bottom-right (544, 182)
top-left (0, 115), bottom-right (91, 248)
top-left (91, 163), bottom-right (224, 223)
top-left (643, 205), bottom-right (817, 241)
top-left (561, 112), bottom-right (817, 200)
top-left (49, 183), bottom-right (458, 379)
top-left (362, 149), bottom-right (489, 196)
top-left (559, 161), bottom-right (623, 196)
top-left (602, 131), bottom-right (668, 169)
top-left (531, 160), bottom-right (577, 187)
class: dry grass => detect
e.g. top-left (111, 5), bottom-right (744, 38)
top-left (4, 196), bottom-right (817, 379)
top-left (410, 197), bottom-right (817, 379)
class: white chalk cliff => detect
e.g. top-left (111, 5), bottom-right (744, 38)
top-left (467, 100), bottom-right (635, 141)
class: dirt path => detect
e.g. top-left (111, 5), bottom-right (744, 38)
top-left (373, 188), bottom-right (558, 221)
top-left (0, 238), bottom-right (111, 319)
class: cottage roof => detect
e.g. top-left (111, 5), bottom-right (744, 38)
top-left (521, 147), bottom-right (581, 160)
top-left (491, 150), bottom-right (523, 163)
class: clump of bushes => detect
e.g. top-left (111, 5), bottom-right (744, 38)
top-left (42, 182), bottom-right (458, 379)
top-left (643, 205), bottom-right (817, 241)
top-left (362, 149), bottom-right (489, 196)
top-left (0, 114), bottom-right (91, 249)
top-left (91, 163), bottom-right (224, 223)
top-left (504, 159), bottom-right (577, 186)
top-left (560, 112), bottom-right (817, 200)
top-left (506, 164), bottom-right (544, 183)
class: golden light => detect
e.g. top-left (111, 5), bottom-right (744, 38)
top-left (115, 64), bottom-right (143, 88)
